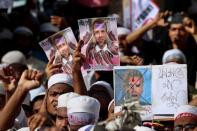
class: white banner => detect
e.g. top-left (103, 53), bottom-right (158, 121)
top-left (123, 0), bottom-right (159, 31)
top-left (152, 64), bottom-right (188, 115)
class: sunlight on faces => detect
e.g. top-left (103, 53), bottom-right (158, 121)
top-left (93, 23), bottom-right (107, 48)
top-left (56, 107), bottom-right (68, 131)
top-left (168, 24), bottom-right (189, 45)
top-left (47, 84), bottom-right (73, 116)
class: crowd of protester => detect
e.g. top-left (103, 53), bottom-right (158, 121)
top-left (0, 0), bottom-right (197, 131)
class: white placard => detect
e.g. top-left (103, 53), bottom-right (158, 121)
top-left (123, 0), bottom-right (159, 31)
top-left (152, 64), bottom-right (188, 115)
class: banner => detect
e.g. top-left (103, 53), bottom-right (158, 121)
top-left (114, 64), bottom-right (188, 120)
top-left (123, 0), bottom-right (159, 31)
top-left (152, 64), bottom-right (188, 115)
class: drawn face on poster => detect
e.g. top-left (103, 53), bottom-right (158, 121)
top-left (124, 69), bottom-right (144, 97)
top-left (78, 17), bottom-right (120, 71)
top-left (114, 67), bottom-right (151, 107)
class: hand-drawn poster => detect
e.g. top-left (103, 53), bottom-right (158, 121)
top-left (39, 27), bottom-right (77, 76)
top-left (114, 66), bottom-right (152, 116)
top-left (123, 0), bottom-right (159, 31)
top-left (78, 17), bottom-right (120, 71)
top-left (152, 64), bottom-right (188, 115)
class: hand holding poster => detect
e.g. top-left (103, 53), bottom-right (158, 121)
top-left (123, 0), bottom-right (159, 31)
top-left (39, 27), bottom-right (77, 76)
top-left (152, 64), bottom-right (188, 115)
top-left (78, 17), bottom-right (120, 71)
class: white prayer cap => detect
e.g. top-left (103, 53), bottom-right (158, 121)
top-left (48, 73), bottom-right (73, 89)
top-left (14, 26), bottom-right (33, 36)
top-left (174, 105), bottom-right (197, 120)
top-left (0, 82), bottom-right (5, 95)
top-left (30, 85), bottom-right (46, 102)
top-left (57, 92), bottom-right (80, 108)
top-left (162, 49), bottom-right (186, 64)
top-left (40, 22), bottom-right (59, 33)
top-left (134, 126), bottom-right (155, 131)
top-left (1, 50), bottom-right (26, 64)
top-left (23, 92), bottom-right (30, 106)
top-left (67, 96), bottom-right (100, 122)
top-left (90, 81), bottom-right (114, 98)
top-left (17, 127), bottom-right (30, 131)
top-left (117, 27), bottom-right (131, 36)
top-left (78, 124), bottom-right (95, 131)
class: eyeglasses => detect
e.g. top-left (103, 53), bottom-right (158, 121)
top-left (174, 124), bottom-right (197, 131)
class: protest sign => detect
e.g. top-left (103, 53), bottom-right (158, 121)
top-left (152, 64), bottom-right (188, 115)
top-left (114, 66), bottom-right (152, 120)
top-left (78, 17), bottom-right (120, 71)
top-left (123, 0), bottom-right (159, 31)
top-left (39, 27), bottom-right (77, 76)
top-left (114, 64), bottom-right (188, 120)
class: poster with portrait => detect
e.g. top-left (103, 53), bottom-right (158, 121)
top-left (39, 27), bottom-right (77, 76)
top-left (78, 17), bottom-right (120, 71)
top-left (114, 66), bottom-right (152, 118)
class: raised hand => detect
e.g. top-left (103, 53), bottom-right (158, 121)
top-left (68, 41), bottom-right (77, 50)
top-left (108, 41), bottom-right (119, 55)
top-left (50, 15), bottom-right (67, 28)
top-left (73, 40), bottom-right (86, 71)
top-left (28, 112), bottom-right (54, 131)
top-left (108, 31), bottom-right (117, 41)
top-left (17, 69), bottom-right (44, 91)
top-left (183, 17), bottom-right (196, 35)
top-left (82, 32), bottom-right (92, 46)
top-left (45, 56), bottom-right (62, 79)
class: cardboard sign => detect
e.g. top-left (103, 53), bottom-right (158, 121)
top-left (78, 17), bottom-right (120, 71)
top-left (123, 0), bottom-right (159, 31)
top-left (152, 64), bottom-right (188, 115)
top-left (114, 64), bottom-right (188, 120)
top-left (39, 27), bottom-right (77, 76)
top-left (114, 66), bottom-right (152, 120)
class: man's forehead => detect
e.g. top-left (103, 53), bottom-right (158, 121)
top-left (170, 23), bottom-right (184, 29)
top-left (49, 84), bottom-right (71, 92)
top-left (94, 23), bottom-right (106, 30)
top-left (54, 36), bottom-right (65, 45)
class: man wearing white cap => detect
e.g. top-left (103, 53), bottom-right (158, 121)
top-left (56, 92), bottom-right (80, 131)
top-left (30, 85), bottom-right (46, 114)
top-left (1, 50), bottom-right (26, 65)
top-left (46, 73), bottom-right (73, 121)
top-left (88, 81), bottom-right (113, 121)
top-left (67, 95), bottom-right (100, 131)
top-left (174, 105), bottom-right (197, 131)
top-left (162, 48), bottom-right (186, 64)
